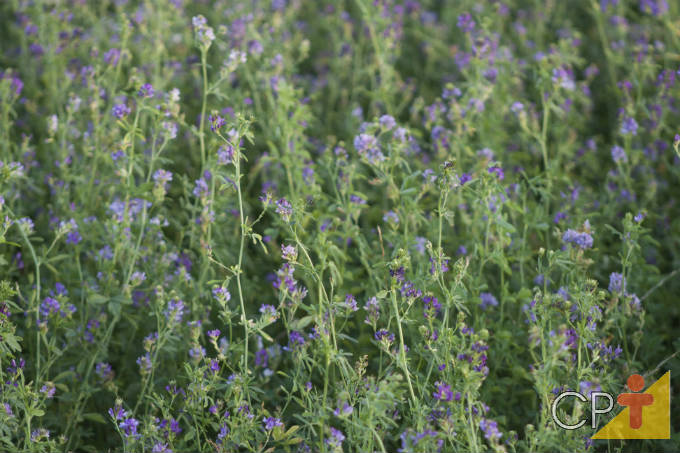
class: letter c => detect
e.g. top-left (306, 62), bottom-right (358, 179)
top-left (552, 392), bottom-right (587, 430)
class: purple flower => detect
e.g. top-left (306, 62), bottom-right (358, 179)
top-left (308, 327), bottom-right (320, 340)
top-left (554, 212), bottom-right (567, 224)
top-left (479, 418), bottom-right (502, 440)
top-left (1, 72), bottom-right (23, 96)
top-left (119, 417), bottom-right (140, 437)
top-left (488, 166), bottom-right (504, 180)
top-left (354, 133), bottom-right (384, 164)
top-left (634, 212), bottom-right (645, 223)
top-left (374, 329), bottom-right (395, 344)
top-left (108, 405), bottom-right (128, 421)
top-left (423, 296), bottom-right (441, 318)
top-left (620, 116), bottom-right (638, 135)
top-left (281, 244), bottom-right (297, 261)
top-left (510, 102), bottom-right (524, 113)
top-left (457, 13), bottom-right (475, 33)
top-left (326, 427), bottom-right (345, 448)
top-left (18, 217), bottom-right (35, 234)
top-left (40, 297), bottom-right (60, 318)
top-left (96, 362), bottom-right (114, 380)
top-left (479, 292), bottom-right (499, 310)
top-left (255, 348), bottom-right (269, 368)
top-left (7, 357), bottom-right (25, 375)
top-left (579, 381), bottom-right (601, 399)
top-left (275, 198), bottom-right (293, 221)
top-left (103, 48), bottom-right (120, 65)
top-left (65, 229), bottom-right (82, 245)
top-left (608, 272), bottom-right (625, 293)
top-left (400, 281), bottom-right (422, 299)
top-left (209, 114), bottom-right (226, 131)
top-left (259, 304), bottom-right (277, 321)
top-left (344, 294), bottom-right (358, 311)
top-left (552, 66), bottom-right (575, 91)
top-left (169, 418), bottom-right (181, 435)
top-left (334, 401), bottom-right (354, 417)
top-left (165, 299), bottom-right (185, 323)
top-left (289, 331), bottom-right (306, 348)
top-left (108, 198), bottom-right (151, 223)
top-left (611, 145), bottom-right (627, 163)
top-left (189, 345), bottom-right (206, 360)
top-left (383, 211), bottom-right (399, 224)
top-left (130, 271), bottom-right (146, 285)
top-left (248, 39), bottom-right (264, 55)
top-left (193, 178), bottom-right (209, 198)
top-left (522, 300), bottom-right (538, 323)
top-left (111, 149), bottom-right (125, 162)
top-left (40, 383), bottom-right (56, 398)
top-left (429, 257), bottom-right (449, 275)
top-left (364, 297), bottom-right (380, 324)
top-left (192, 15), bottom-right (215, 46)
top-left (350, 195), bottom-right (367, 205)
top-left (137, 353), bottom-right (152, 374)
top-left (640, 0), bottom-right (669, 16)
top-left (628, 293), bottom-right (641, 310)
top-left (584, 437), bottom-right (594, 450)
top-left (217, 145), bottom-right (235, 165)
top-left (459, 173), bottom-right (472, 185)
top-left (30, 429), bottom-right (50, 442)
top-left (207, 329), bottom-right (221, 339)
top-left (138, 83), bottom-right (154, 98)
top-left (112, 103), bottom-right (131, 119)
top-left (212, 287), bottom-right (231, 303)
top-left (562, 229), bottom-right (594, 249)
top-left (433, 381), bottom-right (453, 402)
top-left (153, 169), bottom-right (173, 189)
top-left (379, 114), bottom-right (396, 130)
top-left (399, 429), bottom-right (442, 452)
top-left (477, 148), bottom-right (494, 159)
top-left (263, 417), bottom-right (283, 431)
top-left (152, 442), bottom-right (172, 453)
top-left (217, 423), bottom-right (229, 441)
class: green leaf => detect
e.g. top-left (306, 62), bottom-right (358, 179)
top-left (29, 408), bottom-right (45, 417)
top-left (82, 413), bottom-right (108, 424)
top-left (108, 299), bottom-right (121, 318)
top-left (495, 217), bottom-right (517, 233)
top-left (130, 182), bottom-right (154, 200)
top-left (111, 295), bottom-right (133, 305)
top-left (257, 329), bottom-right (274, 342)
top-left (290, 315), bottom-right (314, 330)
top-left (89, 294), bottom-right (108, 305)
top-left (2, 334), bottom-right (22, 353)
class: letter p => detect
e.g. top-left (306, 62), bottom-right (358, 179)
top-left (591, 392), bottom-right (614, 428)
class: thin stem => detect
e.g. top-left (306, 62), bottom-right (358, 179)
top-left (640, 268), bottom-right (680, 302)
top-left (234, 146), bottom-right (250, 394)
top-left (390, 290), bottom-right (417, 407)
top-left (199, 49), bottom-right (208, 169)
top-left (16, 223), bottom-right (41, 390)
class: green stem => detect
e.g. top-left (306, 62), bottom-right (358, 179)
top-left (234, 145), bottom-right (250, 396)
top-left (199, 49), bottom-right (208, 169)
top-left (390, 290), bottom-right (417, 407)
top-left (14, 217), bottom-right (41, 391)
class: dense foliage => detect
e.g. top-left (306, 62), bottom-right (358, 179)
top-left (1, 0), bottom-right (679, 451)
